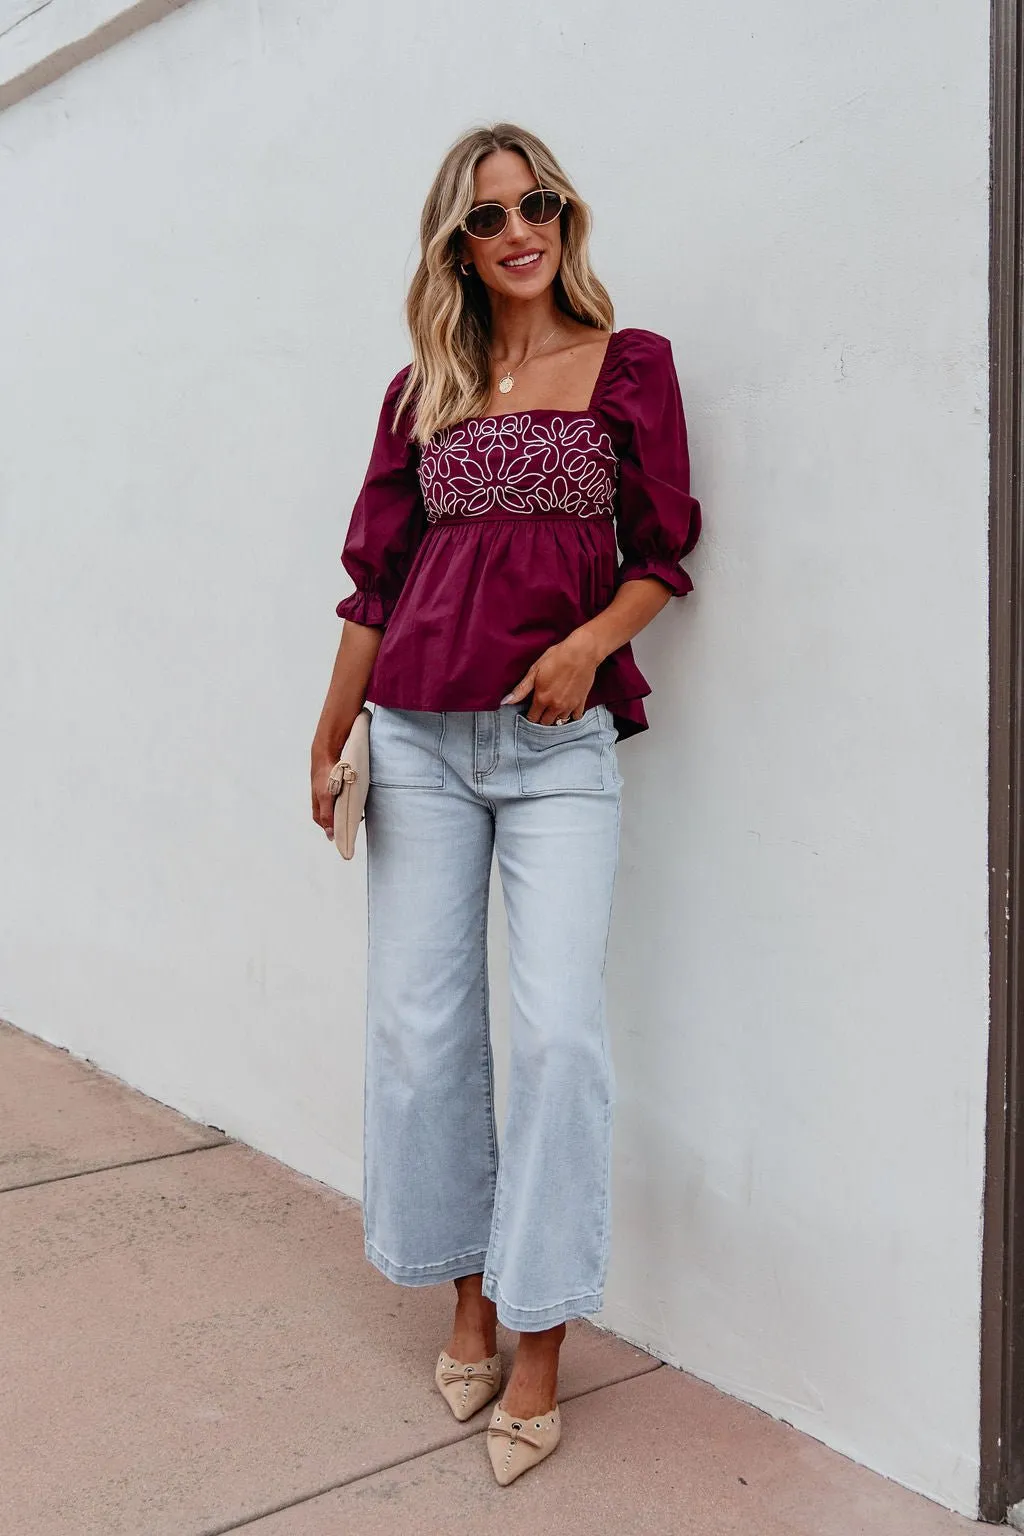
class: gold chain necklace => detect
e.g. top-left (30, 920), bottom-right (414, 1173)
top-left (496, 326), bottom-right (560, 395)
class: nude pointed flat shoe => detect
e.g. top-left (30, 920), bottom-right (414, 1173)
top-left (486, 1399), bottom-right (561, 1485)
top-left (435, 1349), bottom-right (502, 1421)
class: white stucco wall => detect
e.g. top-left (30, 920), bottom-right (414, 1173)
top-left (0, 0), bottom-right (990, 1514)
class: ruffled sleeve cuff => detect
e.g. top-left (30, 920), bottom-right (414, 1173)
top-left (335, 587), bottom-right (396, 628)
top-left (617, 559), bottom-right (694, 598)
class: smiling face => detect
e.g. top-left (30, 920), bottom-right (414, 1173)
top-left (460, 149), bottom-right (563, 302)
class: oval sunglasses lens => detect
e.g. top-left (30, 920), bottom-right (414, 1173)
top-left (465, 204), bottom-right (507, 238)
top-left (520, 190), bottom-right (562, 226)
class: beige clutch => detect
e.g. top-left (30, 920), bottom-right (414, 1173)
top-left (327, 707), bottom-right (372, 860)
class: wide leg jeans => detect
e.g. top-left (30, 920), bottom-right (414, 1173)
top-left (362, 700), bottom-right (623, 1331)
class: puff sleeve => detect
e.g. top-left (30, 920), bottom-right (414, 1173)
top-left (335, 366), bottom-right (425, 629)
top-left (602, 330), bottom-right (701, 597)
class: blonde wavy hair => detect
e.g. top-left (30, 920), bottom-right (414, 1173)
top-left (395, 123), bottom-right (614, 445)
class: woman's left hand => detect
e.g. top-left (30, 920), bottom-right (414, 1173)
top-left (500, 632), bottom-right (601, 724)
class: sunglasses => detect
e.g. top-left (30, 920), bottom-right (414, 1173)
top-left (460, 188), bottom-right (566, 241)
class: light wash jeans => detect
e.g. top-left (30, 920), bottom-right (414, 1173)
top-left (362, 701), bottom-right (623, 1331)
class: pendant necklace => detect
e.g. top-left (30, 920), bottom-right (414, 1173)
top-left (497, 326), bottom-right (560, 395)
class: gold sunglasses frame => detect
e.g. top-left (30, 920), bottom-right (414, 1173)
top-left (459, 188), bottom-right (567, 241)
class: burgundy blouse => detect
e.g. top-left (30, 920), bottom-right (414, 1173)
top-left (336, 327), bottom-right (701, 741)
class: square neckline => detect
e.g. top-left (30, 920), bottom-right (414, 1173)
top-left (460, 329), bottom-right (619, 428)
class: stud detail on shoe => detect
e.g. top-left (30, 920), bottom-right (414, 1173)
top-left (487, 1400), bottom-right (562, 1486)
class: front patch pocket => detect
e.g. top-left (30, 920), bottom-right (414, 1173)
top-left (369, 708), bottom-right (446, 789)
top-left (514, 706), bottom-right (609, 797)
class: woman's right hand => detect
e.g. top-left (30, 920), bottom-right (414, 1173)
top-left (311, 741), bottom-right (347, 840)
top-left (310, 619), bottom-right (384, 841)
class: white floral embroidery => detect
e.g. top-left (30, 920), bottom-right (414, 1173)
top-left (419, 414), bottom-right (617, 524)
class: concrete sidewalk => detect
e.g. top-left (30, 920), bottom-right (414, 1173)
top-left (0, 1020), bottom-right (979, 1535)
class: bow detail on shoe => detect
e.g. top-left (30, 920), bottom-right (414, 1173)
top-left (487, 1410), bottom-right (557, 1450)
top-left (438, 1360), bottom-right (499, 1386)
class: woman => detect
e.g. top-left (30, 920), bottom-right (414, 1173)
top-left (311, 122), bottom-right (700, 1485)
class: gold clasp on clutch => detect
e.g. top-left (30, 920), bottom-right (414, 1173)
top-left (328, 762), bottom-right (358, 794)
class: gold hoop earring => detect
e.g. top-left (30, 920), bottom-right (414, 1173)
top-left (459, 261), bottom-right (473, 277)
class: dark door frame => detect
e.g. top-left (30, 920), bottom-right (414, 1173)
top-left (981, 0), bottom-right (1024, 1522)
